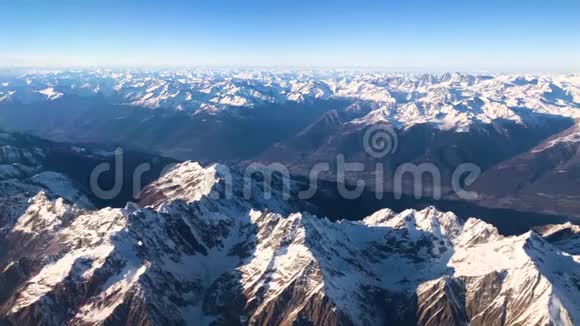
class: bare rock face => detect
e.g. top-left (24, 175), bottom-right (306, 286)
top-left (535, 223), bottom-right (580, 255)
top-left (417, 277), bottom-right (468, 326)
top-left (0, 161), bottom-right (578, 326)
top-left (470, 121), bottom-right (580, 218)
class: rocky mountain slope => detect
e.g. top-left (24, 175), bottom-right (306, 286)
top-left (0, 130), bottom-right (176, 208)
top-left (468, 121), bottom-right (580, 217)
top-left (0, 160), bottom-right (578, 326)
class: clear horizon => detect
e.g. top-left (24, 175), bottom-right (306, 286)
top-left (1, 66), bottom-right (578, 75)
top-left (1, 0), bottom-right (579, 72)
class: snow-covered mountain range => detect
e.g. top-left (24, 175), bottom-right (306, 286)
top-left (1, 70), bottom-right (579, 130)
top-left (1, 70), bottom-right (579, 325)
top-left (0, 147), bottom-right (578, 325)
top-left (1, 70), bottom-right (580, 221)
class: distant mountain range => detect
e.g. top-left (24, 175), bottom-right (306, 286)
top-left (1, 71), bottom-right (579, 128)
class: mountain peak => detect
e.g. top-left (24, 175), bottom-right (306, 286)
top-left (138, 161), bottom-right (223, 207)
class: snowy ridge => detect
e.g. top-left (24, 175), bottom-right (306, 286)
top-left (137, 161), bottom-right (219, 207)
top-left (533, 120), bottom-right (580, 152)
top-left (535, 223), bottom-right (580, 255)
top-left (1, 71), bottom-right (579, 130)
top-left (0, 161), bottom-right (578, 325)
top-left (0, 137), bottom-right (94, 239)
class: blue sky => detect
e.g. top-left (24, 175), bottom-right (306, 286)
top-left (0, 0), bottom-right (578, 71)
